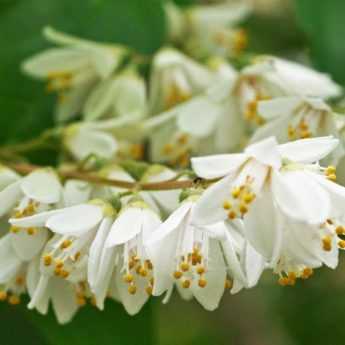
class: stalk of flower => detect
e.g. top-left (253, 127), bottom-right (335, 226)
top-left (89, 197), bottom-right (162, 315)
top-left (21, 27), bottom-right (127, 122)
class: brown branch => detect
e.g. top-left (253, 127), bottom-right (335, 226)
top-left (5, 162), bottom-right (209, 191)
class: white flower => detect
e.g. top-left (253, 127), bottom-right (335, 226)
top-left (192, 137), bottom-right (344, 263)
top-left (146, 199), bottom-right (264, 310)
top-left (251, 96), bottom-right (345, 164)
top-left (147, 58), bottom-right (238, 163)
top-left (88, 199), bottom-right (161, 315)
top-left (63, 123), bottom-right (118, 161)
top-left (22, 27), bottom-right (125, 122)
top-left (83, 69), bottom-right (147, 121)
top-left (183, 1), bottom-right (251, 58)
top-left (148, 48), bottom-right (214, 114)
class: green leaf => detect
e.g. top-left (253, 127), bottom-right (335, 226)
top-left (295, 0), bottom-right (345, 84)
top-left (0, 0), bottom-right (166, 145)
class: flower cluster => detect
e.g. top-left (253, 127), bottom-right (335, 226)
top-left (0, 136), bottom-right (344, 323)
top-left (3, 0), bottom-right (345, 325)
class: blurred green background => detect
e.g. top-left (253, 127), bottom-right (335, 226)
top-left (1, 0), bottom-right (345, 344)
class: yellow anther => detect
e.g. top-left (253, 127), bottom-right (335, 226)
top-left (338, 240), bottom-right (345, 249)
top-left (301, 267), bottom-right (313, 279)
top-left (128, 285), bottom-right (137, 295)
top-left (13, 210), bottom-right (23, 219)
top-left (10, 226), bottom-right (20, 234)
top-left (55, 260), bottom-right (64, 269)
top-left (288, 126), bottom-right (295, 139)
top-left (198, 279), bottom-right (207, 288)
top-left (178, 152), bottom-right (190, 168)
top-left (145, 260), bottom-right (153, 270)
top-left (224, 279), bottom-right (233, 290)
top-left (130, 144), bottom-right (144, 160)
top-left (301, 130), bottom-right (311, 139)
top-left (24, 203), bottom-right (36, 215)
top-left (278, 277), bottom-right (290, 286)
top-left (74, 252), bottom-right (81, 261)
top-left (336, 226), bottom-right (345, 235)
top-left (145, 286), bottom-right (153, 296)
top-left (287, 272), bottom-right (296, 286)
top-left (181, 279), bottom-right (191, 289)
top-left (54, 267), bottom-right (62, 276)
top-left (228, 211), bottom-right (237, 220)
top-left (233, 28), bottom-right (248, 54)
top-left (90, 296), bottom-right (97, 306)
top-left (239, 203), bottom-right (248, 215)
top-left (231, 187), bottom-right (241, 199)
top-left (60, 270), bottom-right (70, 279)
top-left (326, 166), bottom-right (336, 175)
top-left (123, 273), bottom-right (134, 283)
top-left (326, 219), bottom-right (334, 225)
top-left (43, 254), bottom-right (52, 266)
top-left (322, 236), bottom-right (332, 252)
top-left (177, 134), bottom-right (189, 145)
top-left (180, 262), bottom-right (190, 272)
top-left (327, 173), bottom-right (337, 182)
top-left (15, 276), bottom-right (24, 286)
top-left (139, 267), bottom-right (148, 277)
top-left (162, 143), bottom-right (174, 155)
top-left (173, 271), bottom-right (183, 279)
top-left (196, 266), bottom-right (205, 275)
top-left (299, 120), bottom-right (309, 131)
top-left (242, 193), bottom-right (255, 204)
top-left (255, 116), bottom-right (265, 126)
top-left (27, 227), bottom-right (36, 236)
top-left (77, 297), bottom-right (87, 306)
top-left (8, 295), bottom-right (21, 305)
top-left (223, 201), bottom-right (232, 210)
top-left (128, 261), bottom-right (136, 270)
top-left (0, 291), bottom-right (7, 301)
top-left (60, 239), bottom-right (72, 250)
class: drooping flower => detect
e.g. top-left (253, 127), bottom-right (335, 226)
top-left (88, 198), bottom-right (162, 315)
top-left (146, 198), bottom-right (265, 310)
top-left (192, 136), bottom-right (345, 268)
top-left (250, 96), bottom-right (345, 164)
top-left (22, 27), bottom-right (125, 122)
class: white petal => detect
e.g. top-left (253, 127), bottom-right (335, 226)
top-left (278, 137), bottom-right (339, 163)
top-left (0, 168), bottom-right (20, 191)
top-left (177, 98), bottom-right (221, 137)
top-left (28, 275), bottom-right (50, 315)
top-left (0, 181), bottom-right (22, 217)
top-left (9, 209), bottom-right (61, 228)
top-left (192, 174), bottom-right (234, 225)
top-left (243, 242), bottom-right (265, 287)
top-left (0, 235), bottom-right (22, 283)
top-left (257, 97), bottom-right (301, 120)
top-left (272, 170), bottom-right (331, 223)
top-left (192, 154), bottom-right (248, 179)
top-left (192, 239), bottom-right (226, 311)
top-left (47, 204), bottom-right (103, 236)
top-left (51, 278), bottom-right (79, 324)
top-left (243, 185), bottom-right (282, 263)
top-left (63, 180), bottom-right (92, 207)
top-left (88, 217), bottom-right (113, 288)
top-left (245, 137), bottom-right (281, 169)
top-left (11, 228), bottom-right (49, 261)
top-left (21, 169), bottom-right (61, 204)
top-left (106, 207), bottom-right (144, 248)
top-left (26, 257), bottom-right (41, 298)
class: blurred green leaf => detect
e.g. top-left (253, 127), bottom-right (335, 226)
top-left (0, 0), bottom-right (166, 145)
top-left (295, 0), bottom-right (345, 84)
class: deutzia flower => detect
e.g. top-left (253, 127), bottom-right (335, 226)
top-left (250, 96), bottom-right (344, 164)
top-left (22, 27), bottom-right (125, 122)
top-left (146, 198), bottom-right (264, 310)
top-left (88, 198), bottom-right (161, 315)
top-left (83, 69), bottom-right (147, 121)
top-left (183, 0), bottom-right (251, 58)
top-left (148, 48), bottom-right (214, 114)
top-left (192, 136), bottom-right (345, 270)
top-left (63, 123), bottom-right (118, 161)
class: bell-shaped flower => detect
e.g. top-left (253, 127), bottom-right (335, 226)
top-left (63, 123), bottom-right (118, 161)
top-left (192, 136), bottom-right (345, 267)
top-left (251, 96), bottom-right (345, 164)
top-left (83, 69), bottom-right (147, 121)
top-left (88, 198), bottom-right (161, 315)
top-left (22, 27), bottom-right (125, 122)
top-left (148, 48), bottom-right (214, 114)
